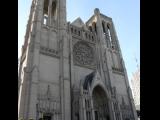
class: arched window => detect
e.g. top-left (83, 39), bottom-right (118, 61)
top-left (43, 0), bottom-right (49, 25)
top-left (95, 23), bottom-right (97, 33)
top-left (92, 22), bottom-right (97, 33)
top-left (51, 1), bottom-right (57, 18)
top-left (102, 21), bottom-right (106, 34)
top-left (107, 24), bottom-right (113, 47)
top-left (43, 14), bottom-right (48, 25)
top-left (43, 0), bottom-right (49, 15)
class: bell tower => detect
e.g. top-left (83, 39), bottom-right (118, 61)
top-left (18, 0), bottom-right (71, 119)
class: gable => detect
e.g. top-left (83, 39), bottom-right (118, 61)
top-left (71, 17), bottom-right (85, 28)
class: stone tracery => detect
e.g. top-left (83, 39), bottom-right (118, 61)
top-left (73, 41), bottom-right (94, 66)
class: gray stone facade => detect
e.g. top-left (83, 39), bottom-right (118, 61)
top-left (18, 0), bottom-right (138, 120)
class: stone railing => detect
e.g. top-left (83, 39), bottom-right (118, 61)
top-left (70, 25), bottom-right (96, 44)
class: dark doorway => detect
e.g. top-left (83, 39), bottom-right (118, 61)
top-left (92, 86), bottom-right (109, 120)
top-left (106, 115), bottom-right (110, 120)
top-left (94, 111), bottom-right (98, 120)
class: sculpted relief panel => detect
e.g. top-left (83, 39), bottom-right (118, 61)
top-left (73, 41), bottom-right (95, 68)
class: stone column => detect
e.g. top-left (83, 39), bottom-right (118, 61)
top-left (109, 23), bottom-right (118, 50)
top-left (58, 0), bottom-right (71, 120)
top-left (83, 98), bottom-right (87, 120)
top-left (88, 86), bottom-right (95, 120)
top-left (27, 0), bottom-right (44, 119)
top-left (117, 103), bottom-right (123, 120)
top-left (90, 96), bottom-right (95, 120)
top-left (79, 96), bottom-right (86, 120)
top-left (18, 0), bottom-right (39, 118)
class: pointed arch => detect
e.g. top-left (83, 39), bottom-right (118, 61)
top-left (92, 22), bottom-right (97, 33)
top-left (43, 0), bottom-right (49, 25)
top-left (102, 20), bottom-right (106, 33)
top-left (92, 85), bottom-right (110, 120)
top-left (51, 0), bottom-right (57, 18)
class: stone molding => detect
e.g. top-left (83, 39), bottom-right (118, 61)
top-left (112, 66), bottom-right (124, 75)
top-left (40, 46), bottom-right (59, 58)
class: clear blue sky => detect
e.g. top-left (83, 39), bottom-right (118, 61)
top-left (18, 0), bottom-right (140, 81)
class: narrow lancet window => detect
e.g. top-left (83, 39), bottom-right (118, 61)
top-left (51, 1), bottom-right (57, 20)
top-left (92, 22), bottom-right (97, 33)
top-left (102, 21), bottom-right (106, 34)
top-left (43, 14), bottom-right (48, 25)
top-left (107, 24), bottom-right (112, 47)
top-left (43, 0), bottom-right (49, 25)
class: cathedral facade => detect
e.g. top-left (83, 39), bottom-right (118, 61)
top-left (18, 0), bottom-right (138, 120)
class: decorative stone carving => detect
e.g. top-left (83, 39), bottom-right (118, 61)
top-left (73, 41), bottom-right (95, 67)
top-left (120, 97), bottom-right (134, 120)
top-left (112, 66), bottom-right (124, 75)
top-left (37, 85), bottom-right (60, 119)
top-left (40, 46), bottom-right (59, 58)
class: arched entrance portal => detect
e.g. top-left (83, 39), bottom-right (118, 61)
top-left (92, 85), bottom-right (110, 120)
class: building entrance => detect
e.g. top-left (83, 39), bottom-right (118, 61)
top-left (92, 86), bottom-right (110, 120)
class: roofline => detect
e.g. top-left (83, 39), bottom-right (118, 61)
top-left (100, 13), bottom-right (112, 20)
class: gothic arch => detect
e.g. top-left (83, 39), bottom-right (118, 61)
top-left (92, 22), bottom-right (97, 33)
top-left (102, 20), bottom-right (106, 33)
top-left (92, 85), bottom-right (110, 120)
top-left (91, 83), bottom-right (109, 100)
top-left (78, 71), bottom-right (113, 120)
top-left (90, 71), bottom-right (111, 100)
top-left (79, 71), bottom-right (111, 100)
